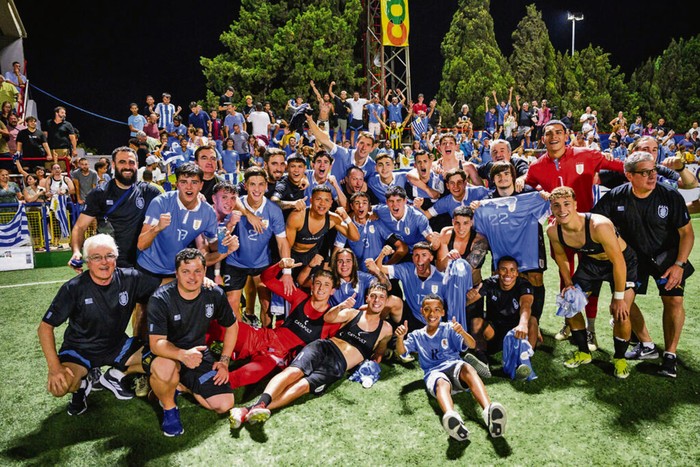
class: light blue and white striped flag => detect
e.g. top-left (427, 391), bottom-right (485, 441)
top-left (0, 203), bottom-right (31, 248)
top-left (51, 194), bottom-right (71, 238)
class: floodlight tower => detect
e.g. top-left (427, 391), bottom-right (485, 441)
top-left (567, 12), bottom-right (584, 56)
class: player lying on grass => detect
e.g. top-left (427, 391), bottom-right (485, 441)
top-left (395, 295), bottom-right (507, 441)
top-left (547, 186), bottom-right (637, 379)
top-left (229, 282), bottom-right (393, 427)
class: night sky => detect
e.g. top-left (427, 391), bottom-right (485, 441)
top-left (15, 0), bottom-right (700, 153)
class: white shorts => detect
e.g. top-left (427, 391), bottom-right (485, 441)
top-left (368, 122), bottom-right (381, 137)
top-left (425, 360), bottom-right (468, 398)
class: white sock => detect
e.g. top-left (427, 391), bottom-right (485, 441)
top-left (642, 341), bottom-right (654, 349)
top-left (109, 368), bottom-right (126, 381)
top-left (482, 405), bottom-right (491, 425)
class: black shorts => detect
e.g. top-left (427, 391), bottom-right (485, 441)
top-left (145, 350), bottom-right (232, 399)
top-left (290, 339), bottom-right (347, 395)
top-left (349, 119), bottom-right (364, 131)
top-left (573, 247), bottom-right (637, 295)
top-left (135, 263), bottom-right (175, 280)
top-left (291, 247), bottom-right (324, 268)
top-left (59, 335), bottom-right (142, 371)
top-left (222, 263), bottom-right (266, 292)
top-left (635, 258), bottom-right (689, 297)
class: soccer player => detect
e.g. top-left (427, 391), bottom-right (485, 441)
top-left (395, 295), bottom-right (507, 440)
top-left (221, 166), bottom-right (291, 323)
top-left (465, 256), bottom-right (536, 377)
top-left (136, 163), bottom-right (237, 279)
top-left (373, 186), bottom-right (439, 251)
top-left (365, 241), bottom-right (445, 330)
top-left (333, 191), bottom-right (408, 270)
top-left (303, 151), bottom-right (347, 208)
top-left (367, 152), bottom-right (407, 204)
top-left (405, 149), bottom-right (444, 209)
top-left (473, 161), bottom-right (550, 329)
top-left (146, 249), bottom-right (238, 436)
top-left (547, 187), bottom-right (637, 378)
top-left (233, 282), bottom-right (393, 425)
top-left (39, 234), bottom-right (161, 415)
top-left (592, 152), bottom-right (694, 378)
top-left (435, 206), bottom-right (488, 283)
top-left (70, 146), bottom-right (161, 270)
top-left (286, 185), bottom-right (359, 267)
top-left (270, 154), bottom-right (308, 218)
top-left (415, 168), bottom-right (489, 223)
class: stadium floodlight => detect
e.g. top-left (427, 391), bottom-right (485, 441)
top-left (567, 12), bottom-right (584, 57)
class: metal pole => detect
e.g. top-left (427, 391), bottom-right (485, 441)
top-left (571, 21), bottom-right (575, 56)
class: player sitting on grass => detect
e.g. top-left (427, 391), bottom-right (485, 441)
top-left (230, 282), bottom-right (393, 426)
top-left (395, 295), bottom-right (507, 441)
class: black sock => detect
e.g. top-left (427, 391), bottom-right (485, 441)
top-left (571, 329), bottom-right (589, 353)
top-left (613, 337), bottom-right (629, 359)
top-left (252, 392), bottom-right (272, 409)
top-left (532, 285), bottom-right (545, 319)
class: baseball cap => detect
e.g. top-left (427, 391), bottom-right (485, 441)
top-left (146, 155), bottom-right (159, 165)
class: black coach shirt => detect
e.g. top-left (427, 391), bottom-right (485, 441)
top-left (45, 119), bottom-right (75, 150)
top-left (480, 276), bottom-right (533, 326)
top-left (83, 180), bottom-right (162, 268)
top-left (16, 128), bottom-right (47, 157)
top-left (43, 268), bottom-right (161, 353)
top-left (148, 282), bottom-right (236, 350)
top-left (592, 183), bottom-right (690, 257)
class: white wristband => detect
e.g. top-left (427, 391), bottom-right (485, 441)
top-left (214, 269), bottom-right (221, 276)
top-left (341, 220), bottom-right (349, 227)
top-left (283, 268), bottom-right (292, 275)
top-left (613, 291), bottom-right (625, 300)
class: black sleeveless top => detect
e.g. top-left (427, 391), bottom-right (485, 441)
top-left (335, 311), bottom-right (383, 360)
top-left (447, 228), bottom-right (484, 267)
top-left (557, 213), bottom-right (606, 255)
top-left (281, 298), bottom-right (326, 344)
top-left (296, 209), bottom-right (331, 245)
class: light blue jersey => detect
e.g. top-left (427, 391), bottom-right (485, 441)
top-left (329, 145), bottom-right (377, 182)
top-left (335, 219), bottom-right (393, 272)
top-left (221, 149), bottom-right (239, 174)
top-left (474, 191), bottom-right (550, 272)
top-left (367, 103), bottom-right (385, 124)
top-left (388, 263), bottom-right (444, 323)
top-left (427, 186), bottom-right (489, 217)
top-left (137, 191), bottom-right (218, 275)
top-left (226, 196), bottom-right (286, 269)
top-left (128, 114), bottom-right (147, 137)
top-left (403, 322), bottom-right (466, 378)
top-left (375, 204), bottom-right (432, 248)
top-left (368, 172), bottom-right (407, 204)
top-left (329, 271), bottom-right (375, 306)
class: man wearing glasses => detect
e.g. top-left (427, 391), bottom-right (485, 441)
top-left (38, 234), bottom-right (162, 416)
top-left (593, 151), bottom-right (694, 378)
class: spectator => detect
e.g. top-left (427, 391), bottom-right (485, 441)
top-left (0, 75), bottom-right (18, 110)
top-left (127, 103), bottom-right (147, 138)
top-left (329, 81), bottom-right (352, 144)
top-left (187, 102), bottom-right (210, 136)
top-left (71, 157), bottom-right (98, 210)
top-left (155, 92), bottom-right (181, 130)
top-left (44, 106), bottom-right (77, 170)
top-left (3, 61), bottom-right (26, 93)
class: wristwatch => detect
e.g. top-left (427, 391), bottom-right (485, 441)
top-left (674, 261), bottom-right (687, 269)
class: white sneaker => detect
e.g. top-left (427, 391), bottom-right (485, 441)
top-left (484, 402), bottom-right (507, 438)
top-left (554, 323), bottom-right (571, 341)
top-left (587, 331), bottom-right (598, 352)
top-left (441, 411), bottom-right (470, 441)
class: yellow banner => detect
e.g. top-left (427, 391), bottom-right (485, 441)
top-left (381, 0), bottom-right (409, 47)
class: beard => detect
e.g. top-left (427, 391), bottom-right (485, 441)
top-left (114, 167), bottom-right (136, 186)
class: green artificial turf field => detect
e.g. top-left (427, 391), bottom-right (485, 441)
top-left (1, 220), bottom-right (698, 466)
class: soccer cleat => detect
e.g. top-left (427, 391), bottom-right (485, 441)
top-left (134, 375), bottom-right (150, 398)
top-left (464, 353), bottom-right (491, 379)
top-left (99, 368), bottom-right (135, 400)
top-left (67, 378), bottom-right (92, 416)
top-left (658, 353), bottom-right (677, 378)
top-left (485, 402), bottom-right (507, 438)
top-left (243, 314), bottom-right (262, 328)
top-left (88, 367), bottom-right (103, 391)
top-left (613, 358), bottom-right (630, 379)
top-left (229, 407), bottom-right (249, 429)
top-left (587, 331), bottom-right (598, 352)
top-left (246, 406), bottom-right (271, 424)
top-left (515, 364), bottom-right (531, 381)
top-left (625, 343), bottom-right (660, 360)
top-left (162, 407), bottom-right (184, 437)
top-left (564, 351), bottom-right (593, 368)
top-left (554, 323), bottom-right (571, 341)
top-left (441, 411), bottom-right (470, 441)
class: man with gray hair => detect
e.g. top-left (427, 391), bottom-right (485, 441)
top-left (474, 139), bottom-right (529, 189)
top-left (39, 234), bottom-right (162, 415)
top-left (592, 151), bottom-right (695, 378)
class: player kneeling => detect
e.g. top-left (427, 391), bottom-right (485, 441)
top-left (395, 295), bottom-right (507, 441)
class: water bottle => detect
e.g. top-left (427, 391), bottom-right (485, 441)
top-left (217, 226), bottom-right (228, 254)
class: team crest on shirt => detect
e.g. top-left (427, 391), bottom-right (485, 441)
top-left (205, 303), bottom-right (214, 318)
top-left (658, 205), bottom-right (669, 219)
top-left (135, 196), bottom-right (145, 210)
top-left (262, 219), bottom-right (269, 229)
top-left (431, 285), bottom-right (439, 294)
top-left (193, 219), bottom-right (202, 230)
top-left (369, 225), bottom-right (375, 234)
top-left (576, 163), bottom-right (584, 175)
top-left (512, 298), bottom-right (519, 310)
top-left (441, 338), bottom-right (449, 349)
top-left (119, 291), bottom-right (129, 306)
top-left (404, 226), bottom-right (410, 235)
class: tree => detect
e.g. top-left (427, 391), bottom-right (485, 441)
top-left (200, 0), bottom-right (363, 113)
top-left (509, 4), bottom-right (557, 105)
top-left (437, 0), bottom-right (512, 128)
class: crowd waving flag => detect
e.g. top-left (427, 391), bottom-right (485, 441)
top-left (0, 204), bottom-right (31, 248)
